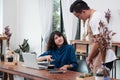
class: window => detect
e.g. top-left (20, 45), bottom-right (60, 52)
top-left (52, 0), bottom-right (65, 33)
top-left (52, 0), bottom-right (60, 32)
top-left (52, 0), bottom-right (81, 39)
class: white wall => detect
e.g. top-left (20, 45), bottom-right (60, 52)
top-left (16, 0), bottom-right (41, 54)
top-left (3, 0), bottom-right (41, 55)
top-left (0, 0), bottom-right (3, 34)
top-left (2, 0), bottom-right (120, 55)
top-left (81, 0), bottom-right (120, 41)
top-left (2, 0), bottom-right (17, 54)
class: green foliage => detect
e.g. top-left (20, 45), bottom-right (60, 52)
top-left (14, 39), bottom-right (30, 61)
top-left (52, 0), bottom-right (60, 31)
top-left (19, 39), bottom-right (30, 52)
top-left (14, 49), bottom-right (20, 54)
top-left (52, 12), bottom-right (60, 31)
top-left (53, 0), bottom-right (60, 12)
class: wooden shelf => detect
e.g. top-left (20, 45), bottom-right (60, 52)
top-left (0, 36), bottom-right (7, 40)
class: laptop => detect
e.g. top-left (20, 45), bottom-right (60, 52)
top-left (22, 53), bottom-right (48, 69)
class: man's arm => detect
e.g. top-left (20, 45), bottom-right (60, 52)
top-left (86, 42), bottom-right (99, 65)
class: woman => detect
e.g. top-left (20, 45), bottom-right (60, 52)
top-left (37, 31), bottom-right (78, 71)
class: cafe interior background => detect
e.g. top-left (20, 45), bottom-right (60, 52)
top-left (0, 0), bottom-right (120, 79)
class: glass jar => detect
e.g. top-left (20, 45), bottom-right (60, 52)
top-left (13, 52), bottom-right (19, 65)
top-left (95, 63), bottom-right (110, 80)
top-left (5, 49), bottom-right (19, 65)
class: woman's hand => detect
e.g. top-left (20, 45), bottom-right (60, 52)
top-left (45, 55), bottom-right (53, 62)
top-left (37, 55), bottom-right (53, 62)
top-left (59, 65), bottom-right (69, 71)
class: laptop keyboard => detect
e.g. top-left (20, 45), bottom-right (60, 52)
top-left (37, 61), bottom-right (49, 66)
top-left (38, 65), bottom-right (47, 69)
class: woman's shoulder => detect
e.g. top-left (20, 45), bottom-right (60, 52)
top-left (64, 44), bottom-right (74, 49)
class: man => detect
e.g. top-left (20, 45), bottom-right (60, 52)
top-left (70, 0), bottom-right (116, 73)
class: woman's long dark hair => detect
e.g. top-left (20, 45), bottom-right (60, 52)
top-left (47, 31), bottom-right (68, 50)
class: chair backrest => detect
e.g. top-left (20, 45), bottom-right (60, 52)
top-left (76, 59), bottom-right (89, 73)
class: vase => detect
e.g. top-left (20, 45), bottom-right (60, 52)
top-left (6, 40), bottom-right (10, 50)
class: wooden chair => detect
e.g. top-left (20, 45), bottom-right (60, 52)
top-left (71, 43), bottom-right (89, 60)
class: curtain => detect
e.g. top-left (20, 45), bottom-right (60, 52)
top-left (39, 0), bottom-right (53, 52)
top-left (61, 0), bottom-right (78, 43)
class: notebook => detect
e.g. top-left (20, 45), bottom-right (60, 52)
top-left (22, 53), bottom-right (48, 69)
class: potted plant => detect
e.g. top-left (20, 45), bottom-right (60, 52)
top-left (14, 39), bottom-right (30, 61)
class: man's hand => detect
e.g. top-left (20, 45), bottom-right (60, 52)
top-left (86, 57), bottom-right (90, 65)
top-left (86, 57), bottom-right (93, 69)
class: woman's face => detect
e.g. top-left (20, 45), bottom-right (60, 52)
top-left (54, 34), bottom-right (64, 48)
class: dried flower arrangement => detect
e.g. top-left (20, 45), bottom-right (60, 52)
top-left (105, 9), bottom-right (111, 24)
top-left (92, 20), bottom-right (116, 62)
top-left (4, 26), bottom-right (12, 49)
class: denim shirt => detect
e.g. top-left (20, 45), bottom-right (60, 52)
top-left (39, 44), bottom-right (78, 71)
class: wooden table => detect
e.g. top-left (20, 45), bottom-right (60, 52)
top-left (70, 40), bottom-right (120, 55)
top-left (70, 40), bottom-right (120, 47)
top-left (0, 61), bottom-right (118, 80)
top-left (0, 62), bottom-right (80, 80)
top-left (117, 44), bottom-right (120, 48)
